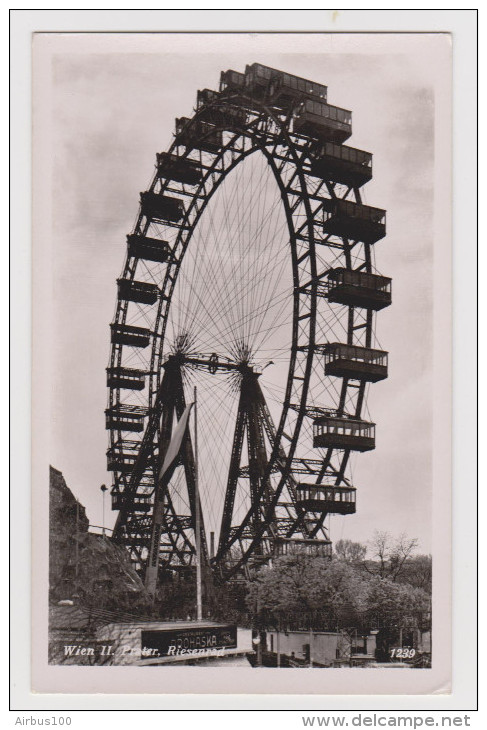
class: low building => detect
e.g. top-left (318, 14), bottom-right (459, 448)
top-left (96, 620), bottom-right (254, 666)
top-left (263, 628), bottom-right (378, 667)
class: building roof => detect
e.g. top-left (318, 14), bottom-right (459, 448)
top-left (98, 619), bottom-right (230, 632)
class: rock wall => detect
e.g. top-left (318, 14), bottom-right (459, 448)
top-left (49, 466), bottom-right (145, 603)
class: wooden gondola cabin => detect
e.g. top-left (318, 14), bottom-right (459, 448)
top-left (106, 440), bottom-right (140, 473)
top-left (323, 343), bottom-right (388, 383)
top-left (196, 88), bottom-right (247, 131)
top-left (111, 492), bottom-right (151, 514)
top-left (106, 366), bottom-right (146, 391)
top-left (321, 198), bottom-right (386, 244)
top-left (244, 63), bottom-right (327, 108)
top-left (296, 484), bottom-right (356, 515)
top-left (156, 153), bottom-right (202, 186)
top-left (175, 116), bottom-right (222, 153)
top-left (244, 63), bottom-right (278, 100)
top-left (105, 404), bottom-right (147, 433)
top-left (110, 323), bottom-right (151, 348)
top-left (294, 99), bottom-right (352, 144)
top-left (268, 70), bottom-right (327, 107)
top-left (313, 416), bottom-right (375, 452)
top-left (273, 537), bottom-right (332, 558)
top-left (140, 192), bottom-right (184, 224)
top-left (220, 69), bottom-right (246, 93)
top-left (310, 142), bottom-right (373, 187)
top-left (117, 278), bottom-right (159, 306)
top-left (127, 234), bottom-right (170, 264)
top-left (325, 268), bottom-right (392, 311)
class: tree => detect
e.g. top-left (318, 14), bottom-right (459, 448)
top-left (396, 554), bottom-right (432, 592)
top-left (246, 553), bottom-right (369, 628)
top-left (364, 531), bottom-right (419, 581)
top-left (363, 574), bottom-right (431, 661)
top-left (364, 575), bottom-right (430, 619)
top-left (334, 539), bottom-right (367, 565)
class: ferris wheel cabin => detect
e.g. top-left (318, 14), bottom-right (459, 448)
top-left (175, 116), bottom-right (223, 153)
top-left (294, 99), bottom-right (352, 144)
top-left (269, 71), bottom-right (327, 108)
top-left (106, 439), bottom-right (140, 473)
top-left (273, 537), bottom-right (333, 559)
top-left (321, 199), bottom-right (386, 244)
top-left (106, 366), bottom-right (146, 391)
top-left (326, 268), bottom-right (392, 311)
top-left (127, 234), bottom-right (170, 264)
top-left (197, 87), bottom-right (219, 106)
top-left (243, 63), bottom-right (328, 108)
top-left (296, 484), bottom-right (356, 515)
top-left (156, 153), bottom-right (202, 186)
top-left (196, 88), bottom-right (247, 131)
top-left (310, 142), bottom-right (373, 187)
top-left (219, 69), bottom-right (246, 95)
top-left (117, 278), bottom-right (159, 306)
top-left (105, 404), bottom-right (147, 433)
top-left (313, 416), bottom-right (375, 452)
top-left (110, 323), bottom-right (151, 348)
top-left (111, 492), bottom-right (151, 514)
top-left (243, 63), bottom-right (277, 101)
top-left (323, 343), bottom-right (388, 383)
top-left (140, 191), bottom-right (185, 223)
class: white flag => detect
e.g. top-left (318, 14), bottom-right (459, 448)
top-left (158, 403), bottom-right (194, 480)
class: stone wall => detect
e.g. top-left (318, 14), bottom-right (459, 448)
top-left (49, 466), bottom-right (89, 599)
top-left (49, 466), bottom-right (145, 603)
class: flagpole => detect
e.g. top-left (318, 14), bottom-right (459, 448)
top-left (145, 401), bottom-right (193, 596)
top-left (194, 386), bottom-right (203, 621)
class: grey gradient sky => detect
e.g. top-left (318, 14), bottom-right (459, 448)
top-left (39, 33), bottom-right (449, 554)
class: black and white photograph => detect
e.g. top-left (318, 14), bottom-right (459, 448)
top-left (29, 29), bottom-right (455, 697)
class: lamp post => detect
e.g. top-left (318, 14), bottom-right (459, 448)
top-left (100, 484), bottom-right (108, 537)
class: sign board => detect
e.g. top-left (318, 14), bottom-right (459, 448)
top-left (141, 625), bottom-right (238, 659)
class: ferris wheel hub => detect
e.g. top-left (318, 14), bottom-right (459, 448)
top-left (163, 352), bottom-right (261, 377)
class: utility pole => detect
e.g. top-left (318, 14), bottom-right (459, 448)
top-left (194, 386), bottom-right (202, 622)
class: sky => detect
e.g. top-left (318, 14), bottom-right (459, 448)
top-left (39, 32), bottom-right (447, 555)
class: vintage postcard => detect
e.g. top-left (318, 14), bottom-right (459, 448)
top-left (31, 30), bottom-right (453, 696)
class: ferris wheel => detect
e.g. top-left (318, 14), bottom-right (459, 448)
top-left (106, 63), bottom-right (391, 586)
